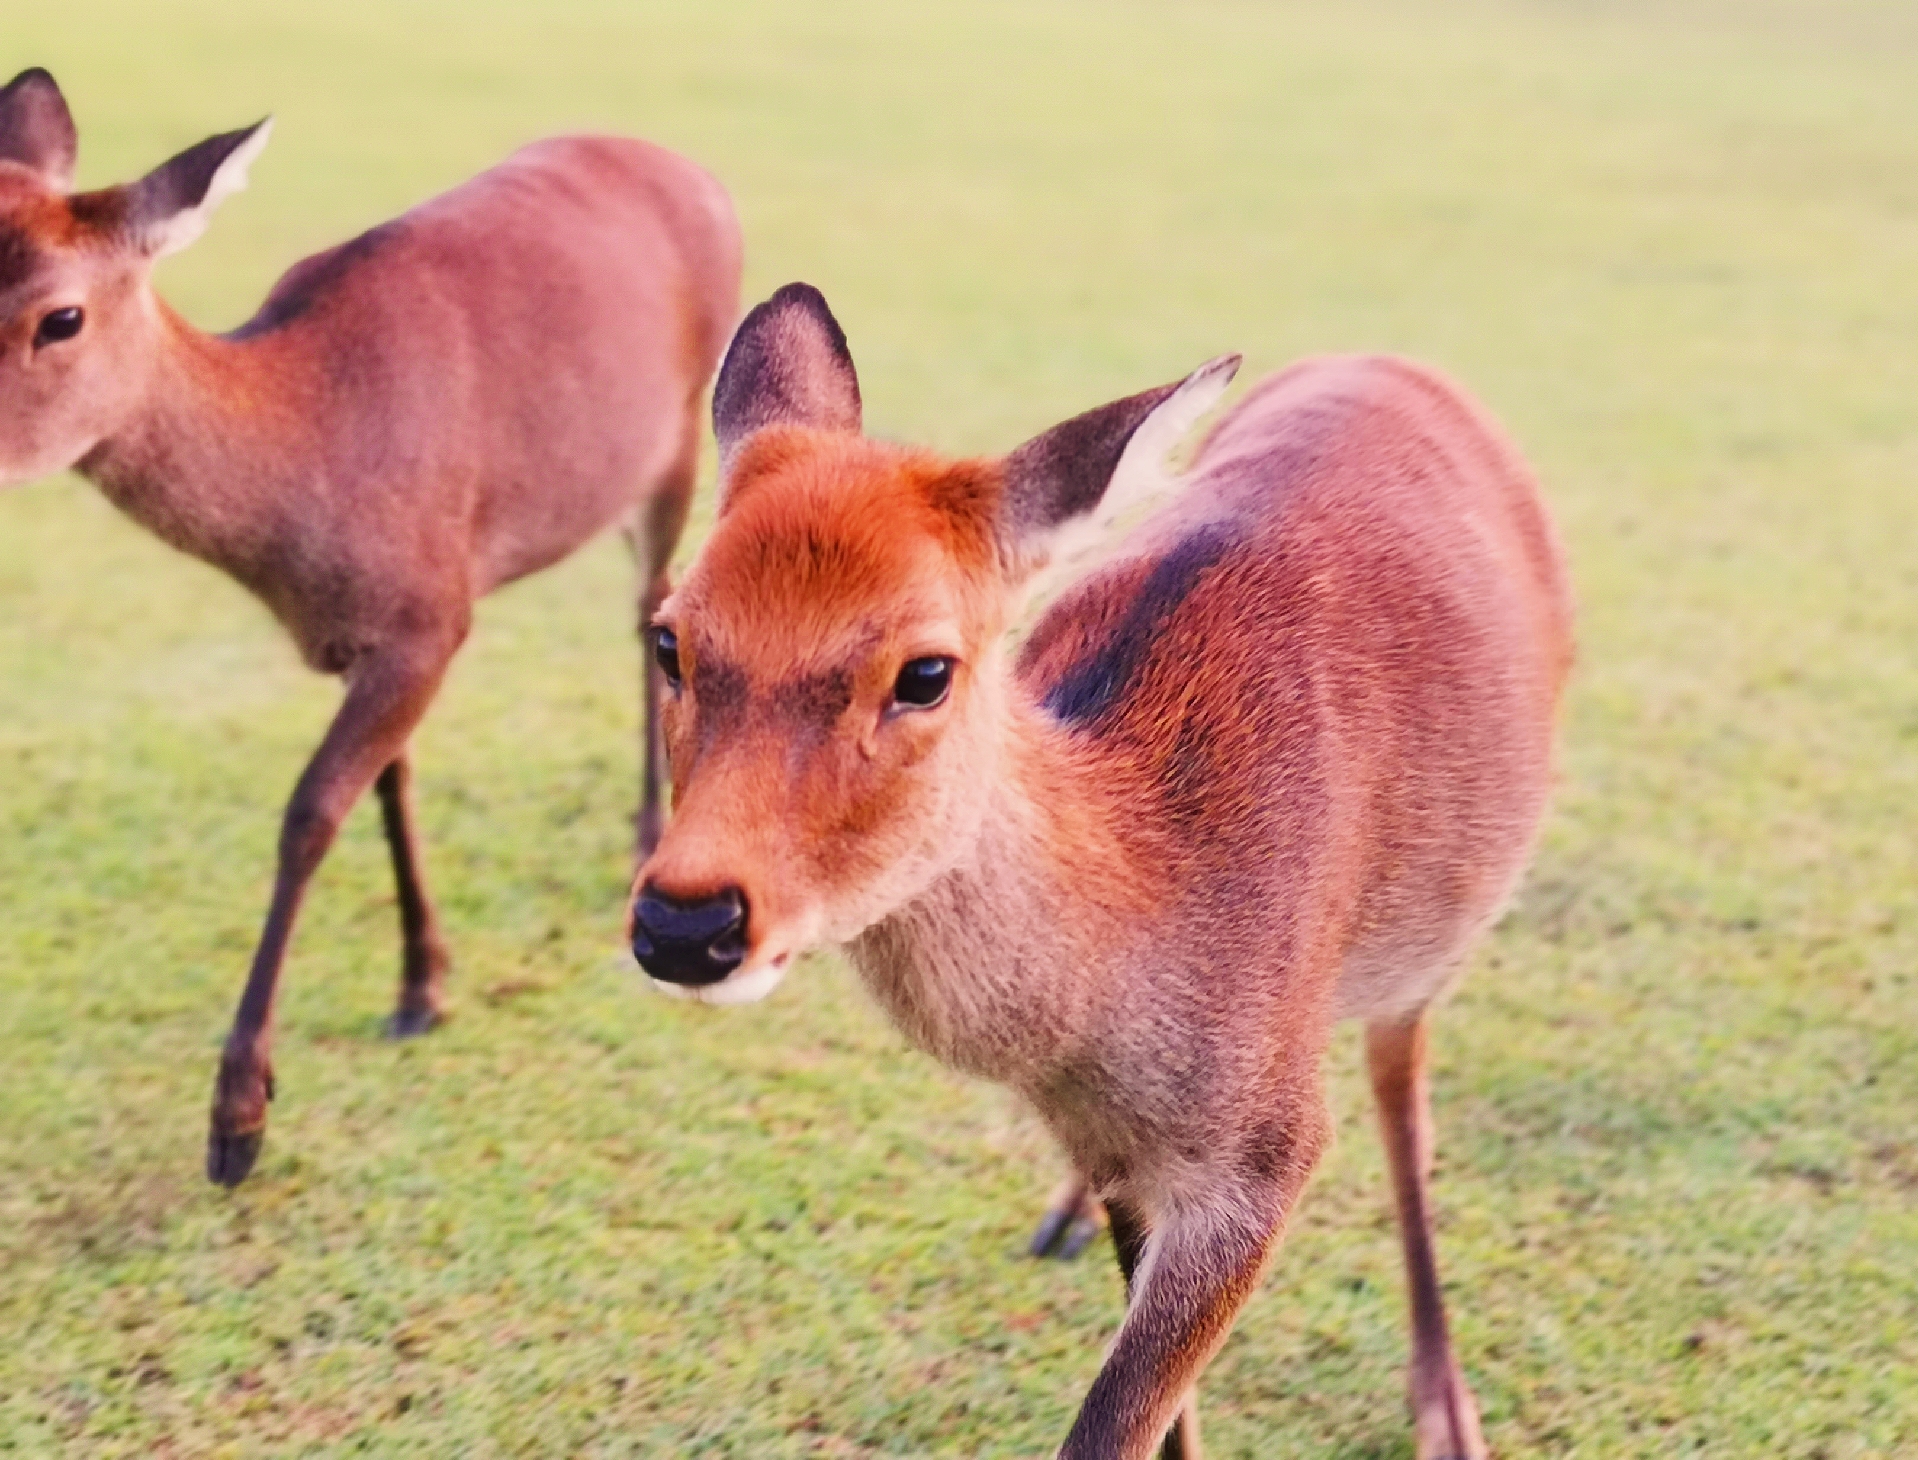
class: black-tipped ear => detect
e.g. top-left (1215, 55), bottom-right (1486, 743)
top-left (712, 283), bottom-right (862, 477)
top-left (122, 117), bottom-right (272, 259)
top-left (999, 354), bottom-right (1241, 561)
top-left (0, 69), bottom-right (78, 189)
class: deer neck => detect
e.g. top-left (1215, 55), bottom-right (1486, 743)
top-left (76, 295), bottom-right (305, 578)
top-left (847, 688), bottom-right (1145, 1084)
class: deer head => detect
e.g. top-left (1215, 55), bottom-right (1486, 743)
top-left (630, 282), bottom-right (1235, 1003)
top-left (0, 68), bottom-right (269, 487)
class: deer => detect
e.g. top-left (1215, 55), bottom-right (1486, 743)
top-left (0, 68), bottom-right (742, 1188)
top-left (627, 283), bottom-right (1572, 1459)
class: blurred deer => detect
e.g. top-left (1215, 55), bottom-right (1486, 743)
top-left (0, 69), bottom-right (741, 1186)
top-left (630, 284), bottom-right (1571, 1459)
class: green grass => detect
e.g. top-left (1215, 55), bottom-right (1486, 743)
top-left (2, 0), bottom-right (1916, 1454)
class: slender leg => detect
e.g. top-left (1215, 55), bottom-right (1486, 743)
top-left (1060, 1081), bottom-right (1330, 1460)
top-left (628, 417), bottom-right (697, 862)
top-left (1029, 1175), bottom-right (1106, 1260)
top-left (1107, 1199), bottom-right (1203, 1460)
top-left (636, 558), bottom-right (673, 860)
top-left (377, 750), bottom-right (451, 1038)
top-left (206, 633), bottom-right (460, 1187)
top-left (1367, 1015), bottom-right (1487, 1460)
top-left (1060, 1176), bottom-right (1298, 1460)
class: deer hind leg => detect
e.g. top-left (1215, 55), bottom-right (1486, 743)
top-left (377, 749), bottom-right (451, 1039)
top-left (206, 632), bottom-right (459, 1187)
top-left (1366, 1014), bottom-right (1488, 1460)
top-left (627, 418), bottom-right (698, 862)
top-left (1029, 1175), bottom-right (1107, 1260)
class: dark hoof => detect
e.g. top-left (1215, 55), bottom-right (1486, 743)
top-left (207, 1127), bottom-right (265, 1187)
top-left (383, 1006), bottom-right (445, 1040)
top-left (1055, 1212), bottom-right (1103, 1260)
top-left (1028, 1206), bottom-right (1072, 1258)
top-left (1029, 1206), bottom-right (1103, 1261)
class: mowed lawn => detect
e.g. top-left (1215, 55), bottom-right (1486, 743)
top-left (2, 0), bottom-right (1916, 1454)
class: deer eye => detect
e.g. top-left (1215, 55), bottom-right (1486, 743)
top-left (892, 656), bottom-right (954, 709)
top-left (33, 306), bottom-right (83, 348)
top-left (652, 627), bottom-right (682, 686)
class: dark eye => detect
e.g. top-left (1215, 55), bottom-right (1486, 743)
top-left (33, 306), bottom-right (83, 348)
top-left (892, 656), bottom-right (954, 709)
top-left (652, 626), bottom-right (682, 686)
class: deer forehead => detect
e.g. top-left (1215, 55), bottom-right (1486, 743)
top-left (719, 429), bottom-right (1001, 562)
top-left (0, 196), bottom-right (65, 297)
top-left (676, 437), bottom-right (1001, 670)
top-left (0, 223), bottom-right (38, 297)
top-left (0, 193), bottom-right (118, 309)
top-left (676, 521), bottom-right (972, 683)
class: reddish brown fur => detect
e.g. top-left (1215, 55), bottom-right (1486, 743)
top-left (640, 285), bottom-right (1569, 1460)
top-left (0, 72), bottom-right (741, 1185)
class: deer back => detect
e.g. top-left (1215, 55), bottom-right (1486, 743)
top-left (204, 136), bottom-right (741, 598)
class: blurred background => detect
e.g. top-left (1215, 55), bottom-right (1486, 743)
top-left (1, 1), bottom-right (1914, 1454)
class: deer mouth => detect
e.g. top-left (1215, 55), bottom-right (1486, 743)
top-left (646, 948), bottom-right (792, 1007)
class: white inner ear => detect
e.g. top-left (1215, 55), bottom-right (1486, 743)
top-left (1017, 353), bottom-right (1241, 623)
top-left (1100, 353), bottom-right (1241, 529)
top-left (146, 117), bottom-right (273, 259)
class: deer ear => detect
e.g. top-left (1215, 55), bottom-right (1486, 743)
top-left (122, 117), bottom-right (272, 259)
top-left (0, 69), bottom-right (78, 190)
top-left (998, 354), bottom-right (1241, 567)
top-left (712, 283), bottom-right (862, 478)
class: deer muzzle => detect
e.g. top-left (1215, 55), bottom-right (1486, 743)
top-left (630, 883), bottom-right (749, 987)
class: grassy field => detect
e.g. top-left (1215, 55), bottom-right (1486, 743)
top-left (2, 0), bottom-right (1916, 1454)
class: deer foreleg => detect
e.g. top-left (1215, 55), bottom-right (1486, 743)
top-left (1106, 1198), bottom-right (1202, 1459)
top-left (1059, 1179), bottom-right (1297, 1460)
top-left (206, 635), bottom-right (457, 1187)
top-left (630, 415), bottom-right (697, 862)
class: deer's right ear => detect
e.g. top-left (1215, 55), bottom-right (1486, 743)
top-left (997, 354), bottom-right (1241, 570)
top-left (121, 117), bottom-right (272, 260)
top-left (712, 283), bottom-right (863, 480)
top-left (0, 69), bottom-right (77, 190)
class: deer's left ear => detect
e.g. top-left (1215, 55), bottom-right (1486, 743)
top-left (997, 354), bottom-right (1240, 568)
top-left (0, 69), bottom-right (77, 189)
top-left (120, 117), bottom-right (272, 259)
top-left (712, 282), bottom-right (863, 480)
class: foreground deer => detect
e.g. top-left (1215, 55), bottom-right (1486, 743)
top-left (0, 69), bottom-right (741, 1186)
top-left (630, 284), bottom-right (1571, 1458)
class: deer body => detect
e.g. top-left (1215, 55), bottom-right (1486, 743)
top-left (79, 136), bottom-right (738, 668)
top-left (0, 71), bottom-right (741, 1185)
top-left (859, 353), bottom-right (1568, 1108)
top-left (854, 359), bottom-right (1569, 1453)
top-left (634, 286), bottom-right (1568, 1460)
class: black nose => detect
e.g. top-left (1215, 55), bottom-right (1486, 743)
top-left (631, 884), bottom-right (748, 986)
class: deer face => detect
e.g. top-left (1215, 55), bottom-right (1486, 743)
top-left (0, 168), bottom-right (151, 488)
top-left (639, 425), bottom-right (1011, 1003)
top-left (0, 69), bottom-right (270, 488)
top-left (630, 283), bottom-right (1235, 1004)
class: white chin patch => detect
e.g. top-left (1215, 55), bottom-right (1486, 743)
top-left (648, 952), bottom-right (791, 1007)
